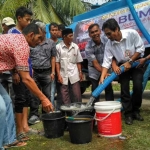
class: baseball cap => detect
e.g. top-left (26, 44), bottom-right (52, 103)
top-left (2, 17), bottom-right (15, 26)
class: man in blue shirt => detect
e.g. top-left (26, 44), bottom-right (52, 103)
top-left (8, 6), bottom-right (35, 142)
top-left (85, 23), bottom-right (114, 104)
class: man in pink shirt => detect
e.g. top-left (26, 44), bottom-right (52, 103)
top-left (0, 23), bottom-right (53, 149)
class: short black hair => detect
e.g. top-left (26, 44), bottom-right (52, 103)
top-left (49, 22), bottom-right (58, 31)
top-left (102, 18), bottom-right (120, 31)
top-left (15, 6), bottom-right (33, 19)
top-left (22, 23), bottom-right (40, 35)
top-left (58, 24), bottom-right (66, 31)
top-left (88, 23), bottom-right (100, 32)
top-left (7, 24), bottom-right (16, 29)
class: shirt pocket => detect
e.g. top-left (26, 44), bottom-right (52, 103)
top-left (69, 50), bottom-right (77, 64)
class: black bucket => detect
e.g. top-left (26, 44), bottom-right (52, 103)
top-left (66, 115), bottom-right (94, 144)
top-left (41, 111), bottom-right (65, 138)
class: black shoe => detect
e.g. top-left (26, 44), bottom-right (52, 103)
top-left (133, 113), bottom-right (144, 121)
top-left (125, 116), bottom-right (133, 125)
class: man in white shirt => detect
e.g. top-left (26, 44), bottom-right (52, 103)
top-left (56, 28), bottom-right (83, 105)
top-left (100, 18), bottom-right (145, 125)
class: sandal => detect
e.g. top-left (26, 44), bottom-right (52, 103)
top-left (17, 132), bottom-right (30, 142)
top-left (4, 140), bottom-right (27, 149)
top-left (26, 128), bottom-right (40, 135)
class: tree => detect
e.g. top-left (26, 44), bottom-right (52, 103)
top-left (0, 0), bottom-right (90, 25)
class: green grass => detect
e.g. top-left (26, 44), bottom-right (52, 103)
top-left (10, 81), bottom-right (150, 150)
top-left (11, 105), bottom-right (150, 150)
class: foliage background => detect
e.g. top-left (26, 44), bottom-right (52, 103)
top-left (0, 0), bottom-right (91, 25)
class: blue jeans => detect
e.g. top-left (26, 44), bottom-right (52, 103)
top-left (51, 79), bottom-right (56, 107)
top-left (0, 83), bottom-right (16, 149)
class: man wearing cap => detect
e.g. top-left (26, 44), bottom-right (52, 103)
top-left (28, 21), bottom-right (56, 124)
top-left (1, 17), bottom-right (16, 34)
top-left (56, 28), bottom-right (83, 106)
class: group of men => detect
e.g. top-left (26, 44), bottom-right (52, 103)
top-left (0, 6), bottom-right (84, 149)
top-left (0, 5), bottom-right (149, 150)
top-left (86, 19), bottom-right (146, 126)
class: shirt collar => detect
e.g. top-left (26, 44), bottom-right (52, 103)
top-left (39, 39), bottom-right (49, 46)
top-left (61, 41), bottom-right (75, 49)
top-left (91, 36), bottom-right (105, 47)
top-left (112, 30), bottom-right (127, 44)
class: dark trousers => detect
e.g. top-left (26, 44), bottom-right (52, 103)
top-left (89, 77), bottom-right (114, 103)
top-left (29, 70), bottom-right (51, 117)
top-left (13, 78), bottom-right (30, 113)
top-left (60, 81), bottom-right (82, 104)
top-left (119, 67), bottom-right (144, 117)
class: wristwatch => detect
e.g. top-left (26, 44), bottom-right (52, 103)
top-left (128, 58), bottom-right (133, 65)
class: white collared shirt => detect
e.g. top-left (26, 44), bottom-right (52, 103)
top-left (56, 41), bottom-right (83, 85)
top-left (102, 29), bottom-right (145, 69)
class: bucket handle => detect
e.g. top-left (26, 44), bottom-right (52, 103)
top-left (94, 108), bottom-right (115, 122)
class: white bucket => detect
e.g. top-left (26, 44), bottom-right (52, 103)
top-left (94, 101), bottom-right (122, 137)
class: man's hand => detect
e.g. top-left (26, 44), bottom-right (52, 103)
top-left (99, 73), bottom-right (108, 84)
top-left (79, 72), bottom-right (83, 81)
top-left (50, 73), bottom-right (55, 80)
top-left (12, 73), bottom-right (20, 84)
top-left (57, 75), bottom-right (63, 84)
top-left (41, 98), bottom-right (54, 113)
top-left (136, 58), bottom-right (146, 68)
top-left (113, 65), bottom-right (121, 75)
top-left (122, 62), bottom-right (132, 71)
top-left (99, 76), bottom-right (105, 85)
top-left (112, 62), bottom-right (121, 75)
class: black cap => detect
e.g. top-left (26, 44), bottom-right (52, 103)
top-left (62, 28), bottom-right (73, 37)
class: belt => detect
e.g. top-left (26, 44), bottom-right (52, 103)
top-left (33, 68), bottom-right (50, 73)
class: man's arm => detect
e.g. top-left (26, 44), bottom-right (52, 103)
top-left (99, 67), bottom-right (108, 84)
top-left (123, 52), bottom-right (141, 71)
top-left (56, 62), bottom-right (63, 84)
top-left (111, 57), bottom-right (121, 75)
top-left (77, 63), bottom-right (83, 81)
top-left (18, 70), bottom-right (53, 112)
top-left (92, 60), bottom-right (102, 72)
top-left (50, 56), bottom-right (56, 80)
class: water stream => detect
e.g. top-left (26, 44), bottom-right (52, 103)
top-left (85, 96), bottom-right (95, 107)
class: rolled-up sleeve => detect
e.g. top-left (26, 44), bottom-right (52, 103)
top-left (133, 30), bottom-right (145, 54)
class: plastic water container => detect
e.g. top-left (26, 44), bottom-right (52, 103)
top-left (94, 101), bottom-right (122, 137)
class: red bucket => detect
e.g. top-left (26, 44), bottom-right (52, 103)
top-left (94, 101), bottom-right (122, 137)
